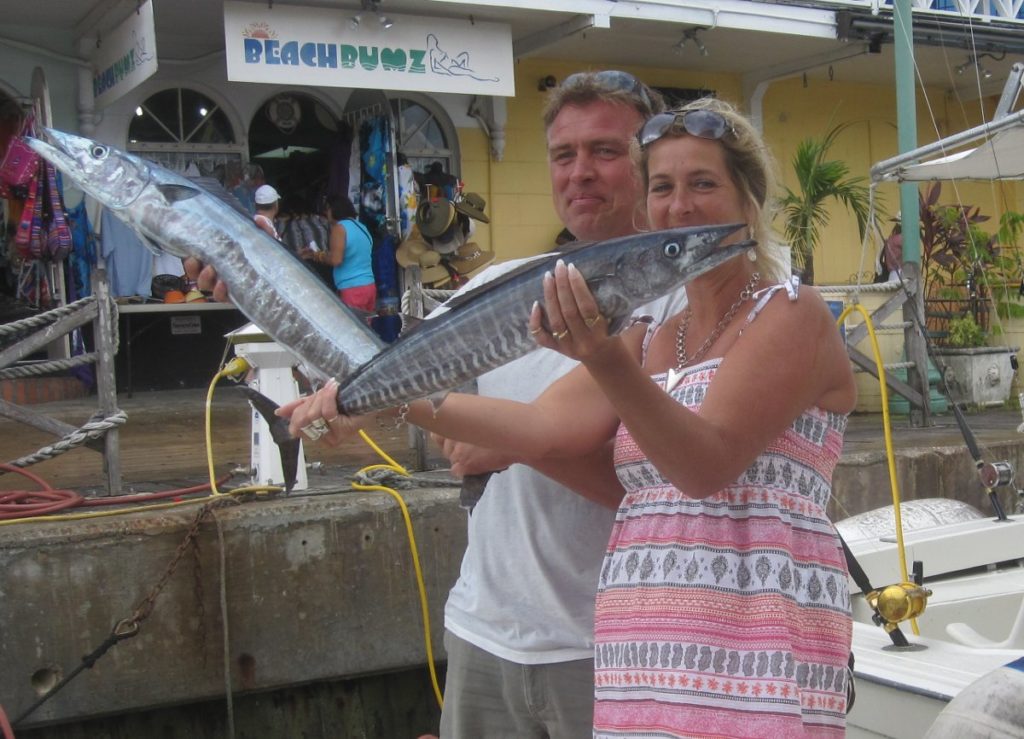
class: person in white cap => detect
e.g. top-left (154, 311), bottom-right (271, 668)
top-left (253, 184), bottom-right (281, 239)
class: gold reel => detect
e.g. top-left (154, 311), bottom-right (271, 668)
top-left (866, 582), bottom-right (932, 632)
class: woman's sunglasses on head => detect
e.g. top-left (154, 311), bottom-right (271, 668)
top-left (638, 109), bottom-right (734, 149)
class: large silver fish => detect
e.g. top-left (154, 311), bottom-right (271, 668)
top-left (337, 224), bottom-right (752, 415)
top-left (29, 128), bottom-right (749, 418)
top-left (26, 128), bottom-right (386, 381)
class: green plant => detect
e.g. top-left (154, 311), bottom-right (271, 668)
top-left (905, 183), bottom-right (1024, 340)
top-left (781, 123), bottom-right (871, 286)
top-left (946, 313), bottom-right (987, 348)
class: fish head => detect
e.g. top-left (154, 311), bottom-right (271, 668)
top-left (624, 223), bottom-right (753, 295)
top-left (26, 128), bottom-right (151, 209)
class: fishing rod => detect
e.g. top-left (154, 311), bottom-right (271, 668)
top-left (889, 270), bottom-right (1015, 521)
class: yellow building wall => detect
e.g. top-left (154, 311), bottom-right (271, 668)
top-left (456, 57), bottom-right (1020, 284)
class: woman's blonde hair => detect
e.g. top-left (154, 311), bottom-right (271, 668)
top-left (634, 97), bottom-right (789, 282)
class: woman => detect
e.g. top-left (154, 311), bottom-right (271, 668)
top-left (301, 193), bottom-right (376, 312)
top-left (285, 98), bottom-right (856, 737)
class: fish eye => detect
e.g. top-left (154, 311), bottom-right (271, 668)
top-left (663, 241), bottom-right (682, 258)
top-left (90, 145), bottom-right (109, 160)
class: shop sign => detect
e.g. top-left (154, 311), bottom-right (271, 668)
top-left (223, 1), bottom-right (514, 97)
top-left (91, 0), bottom-right (159, 109)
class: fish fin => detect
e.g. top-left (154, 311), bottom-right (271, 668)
top-left (437, 247), bottom-right (586, 312)
top-left (606, 315), bottom-right (631, 335)
top-left (460, 472), bottom-right (494, 510)
top-left (238, 386), bottom-right (299, 493)
top-left (157, 183), bottom-right (202, 204)
top-left (188, 176), bottom-right (251, 218)
top-left (585, 277), bottom-right (631, 334)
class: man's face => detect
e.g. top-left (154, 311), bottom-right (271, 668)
top-left (546, 100), bottom-right (646, 242)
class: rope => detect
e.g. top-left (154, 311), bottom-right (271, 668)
top-left (400, 287), bottom-right (457, 316)
top-left (353, 467), bottom-right (460, 491)
top-left (816, 282), bottom-right (900, 295)
top-left (4, 410), bottom-right (128, 469)
top-left (0, 354), bottom-right (98, 379)
top-left (0, 296), bottom-right (96, 340)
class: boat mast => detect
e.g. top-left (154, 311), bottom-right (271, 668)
top-left (894, 0), bottom-right (932, 427)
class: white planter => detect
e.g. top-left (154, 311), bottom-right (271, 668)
top-left (934, 346), bottom-right (1020, 407)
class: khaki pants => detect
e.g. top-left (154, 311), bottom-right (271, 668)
top-left (439, 631), bottom-right (595, 739)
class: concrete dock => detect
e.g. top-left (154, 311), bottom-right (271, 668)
top-left (2, 389), bottom-right (1023, 737)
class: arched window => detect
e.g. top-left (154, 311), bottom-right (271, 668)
top-left (390, 95), bottom-right (459, 180)
top-left (128, 87), bottom-right (244, 176)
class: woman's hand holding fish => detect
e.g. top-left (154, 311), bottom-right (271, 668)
top-left (530, 259), bottom-right (612, 363)
top-left (276, 379), bottom-right (369, 446)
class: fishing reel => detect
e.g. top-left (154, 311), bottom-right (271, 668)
top-left (866, 582), bottom-right (932, 633)
top-left (865, 560), bottom-right (931, 634)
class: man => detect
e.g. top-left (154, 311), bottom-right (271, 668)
top-left (429, 71), bottom-right (676, 738)
top-left (187, 72), bottom-right (675, 736)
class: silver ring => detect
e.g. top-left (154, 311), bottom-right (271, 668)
top-left (301, 418), bottom-right (329, 441)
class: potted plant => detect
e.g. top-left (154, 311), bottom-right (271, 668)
top-left (903, 183), bottom-right (1023, 407)
top-left (934, 314), bottom-right (1018, 407)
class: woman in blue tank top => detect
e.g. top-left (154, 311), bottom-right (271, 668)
top-left (302, 193), bottom-right (376, 311)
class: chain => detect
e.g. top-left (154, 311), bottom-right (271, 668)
top-left (129, 497), bottom-right (239, 627)
top-left (675, 272), bottom-right (760, 369)
top-left (12, 496), bottom-right (241, 728)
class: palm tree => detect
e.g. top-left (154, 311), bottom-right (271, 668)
top-left (781, 124), bottom-right (870, 285)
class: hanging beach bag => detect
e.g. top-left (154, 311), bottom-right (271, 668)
top-left (14, 161), bottom-right (44, 260)
top-left (0, 115), bottom-right (39, 199)
top-left (42, 163), bottom-right (73, 261)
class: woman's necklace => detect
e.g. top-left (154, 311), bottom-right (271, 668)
top-left (665, 271), bottom-right (760, 393)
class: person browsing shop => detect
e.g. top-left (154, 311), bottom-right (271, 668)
top-left (300, 193), bottom-right (376, 312)
top-left (253, 184), bottom-right (281, 239)
top-left (285, 97), bottom-right (858, 738)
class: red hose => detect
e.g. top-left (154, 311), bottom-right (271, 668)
top-left (0, 702), bottom-right (14, 739)
top-left (0, 464), bottom-right (234, 521)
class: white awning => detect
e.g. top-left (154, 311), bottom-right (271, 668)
top-left (876, 125), bottom-right (1024, 183)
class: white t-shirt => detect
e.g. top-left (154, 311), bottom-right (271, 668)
top-left (433, 256), bottom-right (687, 663)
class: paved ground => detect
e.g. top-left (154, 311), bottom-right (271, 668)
top-left (2, 386), bottom-right (1023, 494)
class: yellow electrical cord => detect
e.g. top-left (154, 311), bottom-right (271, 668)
top-left (837, 303), bottom-right (919, 635)
top-left (353, 429), bottom-right (445, 710)
top-left (206, 357), bottom-right (282, 497)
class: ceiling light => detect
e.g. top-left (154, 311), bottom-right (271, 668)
top-left (135, 106), bottom-right (144, 117)
top-left (379, 14), bottom-right (393, 29)
top-left (983, 67), bottom-right (993, 79)
top-left (349, 14), bottom-right (361, 29)
top-left (675, 28), bottom-right (709, 58)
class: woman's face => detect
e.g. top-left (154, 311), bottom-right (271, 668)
top-left (644, 134), bottom-right (749, 239)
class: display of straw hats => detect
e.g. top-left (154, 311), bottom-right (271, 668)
top-left (453, 192), bottom-right (489, 223)
top-left (395, 237), bottom-right (431, 268)
top-left (448, 241), bottom-right (495, 279)
top-left (395, 237), bottom-right (451, 287)
top-left (417, 199), bottom-right (457, 239)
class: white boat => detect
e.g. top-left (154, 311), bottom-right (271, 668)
top-left (843, 61), bottom-right (1024, 738)
top-left (840, 499), bottom-right (1024, 737)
